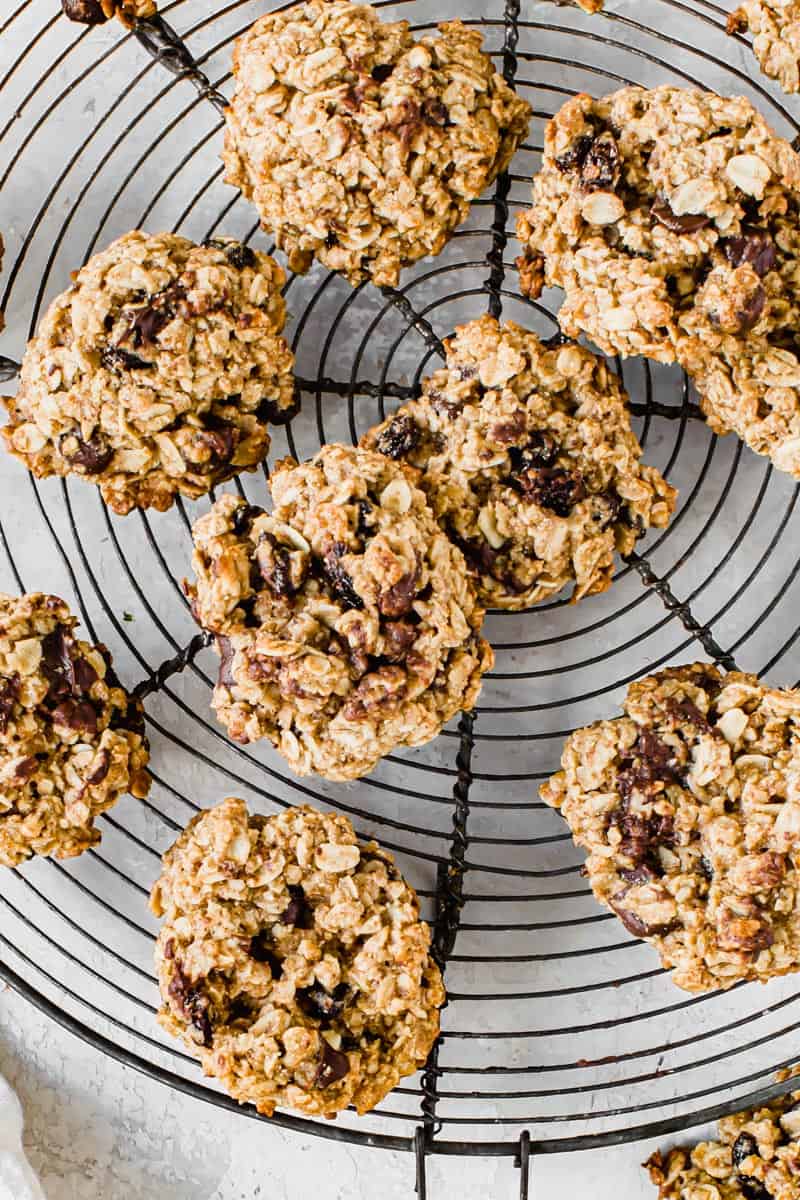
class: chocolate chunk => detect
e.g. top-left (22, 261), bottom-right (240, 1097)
top-left (60, 434), bottom-right (114, 475)
top-left (123, 281), bottom-right (184, 348)
top-left (491, 412), bottom-right (527, 445)
top-left (736, 283), bottom-right (765, 332)
top-left (314, 1041), bottom-right (350, 1088)
top-left (375, 413), bottom-right (419, 460)
top-left (249, 931), bottom-right (283, 978)
top-left (378, 568), bottom-right (418, 618)
top-left (41, 627), bottom-right (77, 699)
top-left (86, 748), bottom-right (111, 786)
top-left (204, 238), bottom-right (256, 270)
top-left (101, 345), bottom-right (153, 371)
top-left (651, 199), bottom-right (711, 234)
top-left (52, 698), bottom-right (98, 734)
top-left (256, 533), bottom-right (295, 597)
top-left (723, 230), bottom-right (776, 277)
top-left (297, 982), bottom-right (348, 1024)
top-left (555, 134), bottom-right (593, 173)
top-left (666, 697), bottom-right (712, 733)
top-left (168, 963), bottom-right (213, 1047)
top-left (733, 1133), bottom-right (760, 1170)
top-left (509, 431), bottom-right (559, 474)
top-left (371, 63), bottom-right (394, 82)
top-left (579, 132), bottom-right (621, 192)
top-left (281, 884), bottom-right (312, 928)
top-left (61, 0), bottom-right (108, 22)
top-left (321, 544), bottom-right (364, 611)
top-left (596, 490), bottom-right (623, 530)
top-left (13, 756), bottom-right (38, 781)
top-left (616, 727), bottom-right (682, 805)
top-left (382, 619), bottom-right (417, 662)
top-left (520, 466), bottom-right (586, 517)
top-left (619, 864), bottom-right (660, 885)
top-left (608, 889), bottom-right (678, 938)
top-left (0, 676), bottom-right (20, 733)
top-left (422, 97), bottom-right (449, 127)
top-left (216, 636), bottom-right (236, 688)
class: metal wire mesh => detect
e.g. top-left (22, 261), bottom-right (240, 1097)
top-left (3, 1), bottom-right (800, 1192)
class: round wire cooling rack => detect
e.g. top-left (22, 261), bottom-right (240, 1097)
top-left (4, 0), bottom-right (800, 1194)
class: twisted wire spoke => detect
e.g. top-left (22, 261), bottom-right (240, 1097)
top-left (3, 0), bottom-right (800, 1183)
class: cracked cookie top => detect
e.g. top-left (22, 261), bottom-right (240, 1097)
top-left (151, 797), bottom-right (445, 1118)
top-left (0, 592), bottom-right (150, 868)
top-left (186, 443), bottom-right (493, 780)
top-left (362, 315), bottom-right (676, 609)
top-left (222, 0), bottom-right (531, 287)
top-left (542, 662), bottom-right (800, 992)
top-left (516, 86), bottom-right (800, 477)
top-left (2, 231), bottom-right (295, 514)
top-left (647, 1079), bottom-right (800, 1199)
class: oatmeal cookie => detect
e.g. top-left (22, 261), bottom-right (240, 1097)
top-left (542, 662), bottom-right (800, 992)
top-left (0, 592), bottom-right (150, 868)
top-left (361, 315), bottom-right (676, 609)
top-left (222, 0), bottom-right (531, 287)
top-left (151, 797), bottom-right (445, 1118)
top-left (2, 231), bottom-right (295, 514)
top-left (62, 0), bottom-right (157, 25)
top-left (647, 1081), bottom-right (800, 1199)
top-left (728, 0), bottom-right (800, 95)
top-left (186, 444), bottom-right (493, 781)
top-left (516, 86), bottom-right (800, 476)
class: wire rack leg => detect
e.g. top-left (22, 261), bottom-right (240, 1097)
top-left (0, 356), bottom-right (21, 382)
top-left (516, 1131), bottom-right (532, 1200)
top-left (132, 14), bottom-right (229, 112)
top-left (132, 630), bottom-right (211, 700)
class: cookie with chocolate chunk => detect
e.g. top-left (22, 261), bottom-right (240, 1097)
top-left (0, 592), bottom-right (150, 868)
top-left (362, 315), bottom-right (676, 609)
top-left (2, 231), bottom-right (295, 513)
top-left (647, 1077), bottom-right (800, 1198)
top-left (516, 85), bottom-right (800, 478)
top-left (542, 663), bottom-right (800, 992)
top-left (186, 443), bottom-right (493, 781)
top-left (151, 797), bottom-right (445, 1117)
top-left (222, 0), bottom-right (531, 286)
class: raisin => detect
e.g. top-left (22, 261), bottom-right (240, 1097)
top-left (193, 421), bottom-right (237, 467)
top-left (13, 757), bottom-right (37, 781)
top-left (0, 676), bottom-right (20, 733)
top-left (521, 466), bottom-right (586, 517)
top-left (60, 434), bottom-right (114, 475)
top-left (732, 1133), bottom-right (760, 1170)
top-left (579, 132), bottom-right (621, 191)
top-left (382, 619), bottom-right (417, 662)
top-left (256, 533), bottom-right (295, 597)
top-left (723, 230), bottom-right (776, 277)
top-left (371, 63), bottom-right (394, 82)
top-left (509, 431), bottom-right (559, 474)
top-left (739, 1180), bottom-right (772, 1200)
top-left (231, 503), bottom-right (264, 535)
top-left (257, 386), bottom-right (301, 427)
top-left (651, 198), bottom-right (711, 234)
top-left (375, 413), bottom-right (419, 460)
top-left (281, 884), bottom-right (312, 928)
top-left (249, 931), bottom-right (283, 978)
top-left (321, 544), bottom-right (364, 611)
top-left (297, 982), bottom-right (348, 1024)
top-left (422, 97), bottom-right (449, 127)
top-left (314, 1041), bottom-right (350, 1088)
top-left (555, 134), bottom-right (593, 173)
top-left (356, 499), bottom-right (374, 537)
top-left (101, 345), bottom-right (153, 371)
top-left (167, 963), bottom-right (213, 1047)
top-left (619, 864), bottom-right (660, 885)
top-left (61, 0), bottom-right (108, 21)
top-left (204, 238), bottom-right (256, 270)
top-left (699, 855), bottom-right (714, 881)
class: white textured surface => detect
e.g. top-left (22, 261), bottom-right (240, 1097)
top-left (0, 983), bottom-right (696, 1199)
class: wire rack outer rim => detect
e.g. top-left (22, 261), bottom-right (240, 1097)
top-left (2, 0), bottom-right (800, 1184)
